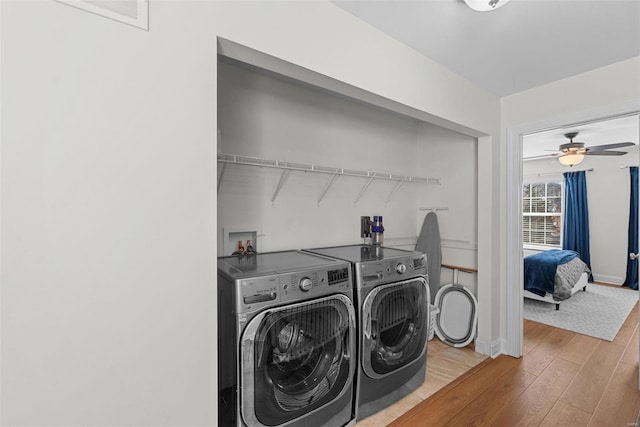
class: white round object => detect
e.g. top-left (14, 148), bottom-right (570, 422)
top-left (299, 277), bottom-right (313, 292)
top-left (433, 284), bottom-right (478, 348)
top-left (464, 0), bottom-right (511, 12)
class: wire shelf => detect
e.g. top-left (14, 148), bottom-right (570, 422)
top-left (217, 153), bottom-right (441, 204)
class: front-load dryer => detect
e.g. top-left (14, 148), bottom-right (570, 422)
top-left (303, 245), bottom-right (429, 420)
top-left (217, 250), bottom-right (356, 427)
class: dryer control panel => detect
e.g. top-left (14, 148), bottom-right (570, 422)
top-left (356, 253), bottom-right (428, 288)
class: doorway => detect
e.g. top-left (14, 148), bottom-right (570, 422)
top-left (522, 115), bottom-right (639, 284)
top-left (505, 102), bottom-right (640, 358)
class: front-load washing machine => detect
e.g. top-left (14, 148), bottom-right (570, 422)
top-left (303, 245), bottom-right (429, 420)
top-left (218, 250), bottom-right (356, 427)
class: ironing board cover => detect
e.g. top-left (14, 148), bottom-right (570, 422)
top-left (416, 212), bottom-right (441, 304)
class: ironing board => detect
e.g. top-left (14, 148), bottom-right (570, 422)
top-left (416, 212), bottom-right (441, 304)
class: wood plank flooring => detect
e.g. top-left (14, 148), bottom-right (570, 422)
top-left (356, 339), bottom-right (489, 426)
top-left (388, 302), bottom-right (640, 427)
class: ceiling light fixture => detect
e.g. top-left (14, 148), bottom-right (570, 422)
top-left (464, 0), bottom-right (512, 12)
top-left (558, 153), bottom-right (585, 167)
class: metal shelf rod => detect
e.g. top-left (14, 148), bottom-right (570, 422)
top-left (271, 170), bottom-right (290, 204)
top-left (217, 153), bottom-right (441, 185)
top-left (384, 177), bottom-right (408, 205)
top-left (217, 163), bottom-right (226, 194)
top-left (317, 174), bottom-right (340, 206)
top-left (354, 175), bottom-right (376, 205)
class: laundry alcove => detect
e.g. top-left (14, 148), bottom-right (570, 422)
top-left (214, 36), bottom-right (484, 426)
top-left (216, 40), bottom-right (479, 289)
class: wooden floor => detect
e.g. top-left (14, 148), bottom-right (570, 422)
top-left (356, 339), bottom-right (489, 426)
top-left (389, 303), bottom-right (640, 427)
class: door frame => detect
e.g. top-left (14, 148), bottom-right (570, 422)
top-left (504, 98), bottom-right (640, 358)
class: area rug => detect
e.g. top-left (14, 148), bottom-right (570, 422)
top-left (523, 284), bottom-right (637, 341)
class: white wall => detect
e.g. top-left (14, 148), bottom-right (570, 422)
top-left (1, 1), bottom-right (499, 425)
top-left (501, 57), bottom-right (640, 344)
top-left (416, 125), bottom-right (478, 293)
top-left (217, 59), bottom-right (422, 253)
top-left (523, 148), bottom-right (639, 284)
top-left (2, 3), bottom-right (219, 426)
top-left (502, 58), bottom-right (640, 126)
top-left (217, 58), bottom-right (479, 291)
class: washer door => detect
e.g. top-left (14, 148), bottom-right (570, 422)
top-left (362, 277), bottom-right (429, 379)
top-left (434, 284), bottom-right (478, 348)
top-left (240, 294), bottom-right (356, 427)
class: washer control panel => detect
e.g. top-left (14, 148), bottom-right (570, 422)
top-left (238, 263), bottom-right (352, 312)
top-left (280, 266), bottom-right (351, 300)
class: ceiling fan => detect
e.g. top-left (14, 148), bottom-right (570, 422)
top-left (551, 132), bottom-right (634, 166)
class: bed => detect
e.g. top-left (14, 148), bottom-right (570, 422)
top-left (523, 249), bottom-right (591, 310)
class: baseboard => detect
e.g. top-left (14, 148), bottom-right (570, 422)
top-left (592, 274), bottom-right (623, 285)
top-left (475, 337), bottom-right (503, 359)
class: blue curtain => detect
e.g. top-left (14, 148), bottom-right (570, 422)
top-left (562, 171), bottom-right (593, 281)
top-left (623, 167), bottom-right (638, 290)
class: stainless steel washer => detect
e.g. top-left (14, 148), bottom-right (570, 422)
top-left (218, 250), bottom-right (356, 427)
top-left (303, 245), bottom-right (429, 420)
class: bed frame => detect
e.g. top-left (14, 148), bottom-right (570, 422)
top-left (523, 272), bottom-right (588, 310)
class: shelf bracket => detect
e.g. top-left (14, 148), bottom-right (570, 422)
top-left (354, 174), bottom-right (376, 205)
top-left (217, 163), bottom-right (227, 194)
top-left (384, 176), bottom-right (408, 205)
top-left (271, 170), bottom-right (291, 204)
top-left (317, 173), bottom-right (340, 206)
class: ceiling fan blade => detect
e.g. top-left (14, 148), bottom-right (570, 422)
top-left (586, 142), bottom-right (635, 151)
top-left (523, 153), bottom-right (557, 161)
top-left (585, 150), bottom-right (628, 156)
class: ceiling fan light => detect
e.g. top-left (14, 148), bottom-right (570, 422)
top-left (463, 0), bottom-right (512, 12)
top-left (558, 153), bottom-right (585, 167)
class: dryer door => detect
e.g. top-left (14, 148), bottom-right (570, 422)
top-left (240, 294), bottom-right (356, 427)
top-left (362, 277), bottom-right (429, 379)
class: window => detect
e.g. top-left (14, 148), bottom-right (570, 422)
top-left (523, 181), bottom-right (562, 247)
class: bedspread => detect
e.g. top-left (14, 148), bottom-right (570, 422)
top-left (524, 250), bottom-right (589, 300)
top-left (553, 257), bottom-right (590, 300)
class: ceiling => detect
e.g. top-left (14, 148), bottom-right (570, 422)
top-left (522, 114), bottom-right (639, 160)
top-left (332, 0), bottom-right (640, 97)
